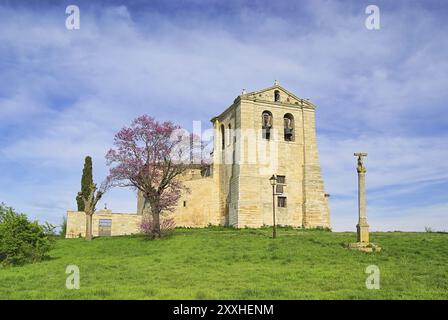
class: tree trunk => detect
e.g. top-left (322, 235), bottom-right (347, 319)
top-left (85, 213), bottom-right (93, 241)
top-left (151, 205), bottom-right (161, 239)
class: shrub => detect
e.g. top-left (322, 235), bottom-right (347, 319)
top-left (0, 203), bottom-right (54, 266)
top-left (140, 215), bottom-right (175, 239)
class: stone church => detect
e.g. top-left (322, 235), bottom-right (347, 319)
top-left (66, 82), bottom-right (330, 238)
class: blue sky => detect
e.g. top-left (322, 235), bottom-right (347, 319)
top-left (0, 0), bottom-right (447, 231)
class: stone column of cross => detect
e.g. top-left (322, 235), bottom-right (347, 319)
top-left (354, 152), bottom-right (369, 243)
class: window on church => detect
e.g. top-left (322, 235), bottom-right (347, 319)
top-left (278, 196), bottom-right (287, 208)
top-left (183, 201), bottom-right (187, 207)
top-left (274, 90), bottom-right (280, 102)
top-left (227, 124), bottom-right (232, 146)
top-left (276, 175), bottom-right (286, 194)
top-left (220, 124), bottom-right (225, 149)
top-left (276, 185), bottom-right (284, 194)
top-left (283, 113), bottom-right (294, 141)
top-left (262, 111), bottom-right (272, 140)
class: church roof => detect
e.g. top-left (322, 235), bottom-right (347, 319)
top-left (211, 81), bottom-right (316, 122)
top-left (243, 82), bottom-right (302, 102)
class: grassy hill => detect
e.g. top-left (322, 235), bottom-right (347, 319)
top-left (0, 227), bottom-right (447, 299)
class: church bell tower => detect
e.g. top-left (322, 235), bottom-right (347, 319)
top-left (211, 81), bottom-right (331, 228)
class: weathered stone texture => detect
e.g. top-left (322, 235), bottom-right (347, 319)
top-left (213, 84), bottom-right (331, 229)
top-left (66, 210), bottom-right (142, 238)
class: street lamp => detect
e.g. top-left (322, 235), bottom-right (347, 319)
top-left (269, 174), bottom-right (277, 239)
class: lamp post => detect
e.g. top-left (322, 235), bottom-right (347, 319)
top-left (269, 174), bottom-right (277, 239)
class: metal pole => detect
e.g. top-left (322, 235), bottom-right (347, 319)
top-left (272, 184), bottom-right (277, 239)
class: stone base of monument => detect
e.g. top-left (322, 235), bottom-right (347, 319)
top-left (347, 242), bottom-right (382, 253)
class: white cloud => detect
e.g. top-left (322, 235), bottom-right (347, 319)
top-left (319, 134), bottom-right (448, 197)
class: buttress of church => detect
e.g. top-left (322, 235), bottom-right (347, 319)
top-left (138, 82), bottom-right (331, 229)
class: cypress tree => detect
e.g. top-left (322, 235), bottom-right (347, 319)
top-left (76, 156), bottom-right (93, 211)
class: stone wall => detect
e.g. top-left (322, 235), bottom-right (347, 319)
top-left (301, 108), bottom-right (331, 228)
top-left (212, 102), bottom-right (240, 226)
top-left (168, 177), bottom-right (220, 227)
top-left (136, 168), bottom-right (221, 228)
top-left (235, 97), bottom-right (306, 227)
top-left (66, 210), bottom-right (142, 238)
top-left (212, 85), bottom-right (331, 229)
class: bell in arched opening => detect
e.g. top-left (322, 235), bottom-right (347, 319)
top-left (283, 113), bottom-right (294, 141)
top-left (262, 111), bottom-right (273, 140)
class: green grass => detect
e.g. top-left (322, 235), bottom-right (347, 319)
top-left (1, 227), bottom-right (447, 299)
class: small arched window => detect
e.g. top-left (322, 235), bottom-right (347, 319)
top-left (227, 124), bottom-right (232, 146)
top-left (274, 90), bottom-right (280, 102)
top-left (220, 124), bottom-right (225, 149)
top-left (262, 111), bottom-right (272, 140)
top-left (283, 113), bottom-right (294, 141)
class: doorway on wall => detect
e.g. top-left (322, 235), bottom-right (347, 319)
top-left (98, 219), bottom-right (112, 236)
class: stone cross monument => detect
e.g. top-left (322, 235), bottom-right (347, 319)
top-left (354, 153), bottom-right (369, 243)
top-left (348, 153), bottom-right (380, 252)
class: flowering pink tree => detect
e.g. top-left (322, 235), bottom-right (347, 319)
top-left (140, 215), bottom-right (176, 238)
top-left (106, 115), bottom-right (190, 239)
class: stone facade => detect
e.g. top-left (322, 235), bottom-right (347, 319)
top-left (66, 209), bottom-right (142, 238)
top-left (137, 168), bottom-right (221, 227)
top-left (66, 83), bottom-right (331, 238)
top-left (210, 84), bottom-right (330, 228)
